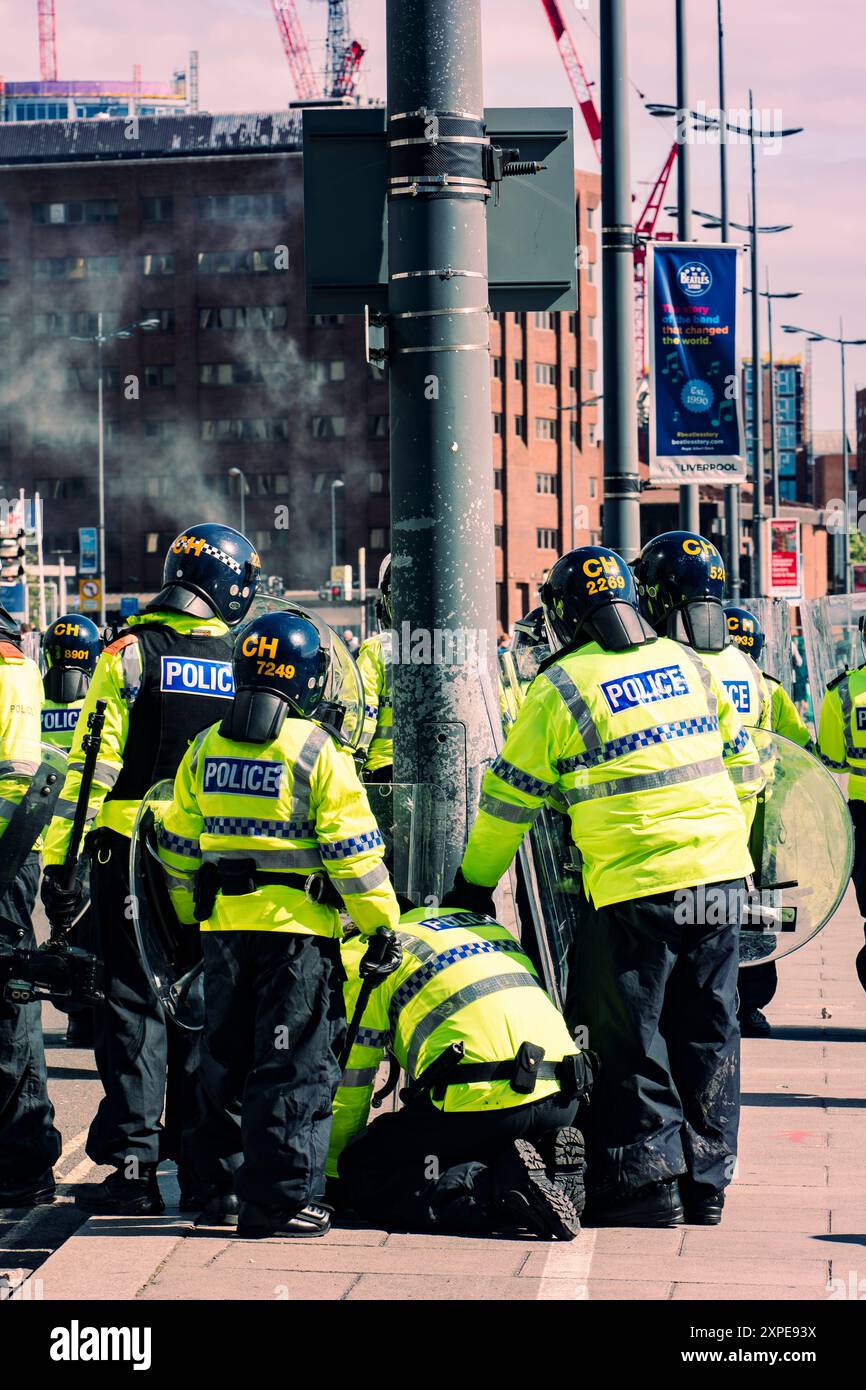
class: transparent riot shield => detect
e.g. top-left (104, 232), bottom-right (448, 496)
top-left (0, 745), bottom-right (67, 894)
top-left (739, 729), bottom-right (854, 967)
top-left (130, 780), bottom-right (204, 1031)
top-left (747, 597), bottom-right (796, 696)
top-left (247, 596), bottom-right (365, 751)
top-left (801, 594), bottom-right (866, 724)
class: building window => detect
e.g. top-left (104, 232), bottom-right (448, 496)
top-left (513, 312), bottom-right (524, 325)
top-left (311, 359), bottom-right (346, 383)
top-left (588, 425), bottom-right (596, 445)
top-left (570, 419), bottom-right (579, 443)
top-left (588, 316), bottom-right (595, 338)
top-left (311, 415), bottom-right (346, 440)
top-left (493, 469), bottom-right (503, 491)
top-left (494, 526), bottom-right (504, 547)
top-left (32, 199), bottom-right (118, 225)
top-left (491, 356), bottom-right (503, 379)
top-left (536, 528), bottom-right (560, 550)
top-left (368, 471), bottom-right (387, 494)
top-left (776, 367), bottom-right (796, 394)
top-left (194, 193), bottom-right (287, 221)
top-left (199, 305), bottom-right (288, 331)
top-left (492, 412), bottom-right (503, 436)
top-left (144, 364), bottom-right (176, 389)
top-left (196, 249), bottom-right (277, 275)
top-left (312, 314), bottom-right (345, 327)
top-left (369, 527), bottom-right (388, 550)
top-left (535, 417), bottom-right (558, 441)
top-left (536, 473), bottom-right (558, 495)
top-left (311, 472), bottom-right (343, 494)
top-left (368, 361), bottom-right (386, 381)
top-left (144, 420), bottom-right (177, 441)
top-left (514, 415), bottom-right (526, 440)
top-left (513, 360), bottom-right (525, 383)
top-left (588, 369), bottom-right (596, 391)
top-left (141, 253), bottom-right (175, 277)
top-left (587, 205), bottom-right (595, 228)
top-left (368, 414), bottom-right (388, 439)
top-left (588, 477), bottom-right (597, 498)
top-left (33, 310), bottom-right (122, 337)
top-left (777, 395), bottom-right (796, 422)
top-left (200, 418), bottom-right (290, 442)
top-left (534, 311), bottom-right (555, 330)
top-left (34, 256), bottom-right (118, 279)
top-left (141, 197), bottom-right (174, 223)
top-left (587, 264), bottom-right (594, 284)
top-left (142, 308), bottom-right (175, 332)
top-left (569, 366), bottom-right (578, 390)
top-left (535, 363), bottom-right (558, 386)
top-left (568, 313), bottom-right (577, 333)
top-left (777, 424), bottom-right (797, 449)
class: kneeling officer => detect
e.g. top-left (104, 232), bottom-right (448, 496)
top-left (157, 610), bottom-right (401, 1238)
top-left (330, 906), bottom-right (590, 1240)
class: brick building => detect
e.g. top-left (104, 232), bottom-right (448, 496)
top-left (0, 113), bottom-right (601, 622)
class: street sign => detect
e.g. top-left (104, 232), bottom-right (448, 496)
top-left (79, 527), bottom-right (98, 576)
top-left (80, 578), bottom-right (102, 613)
top-left (302, 107), bottom-right (577, 314)
top-left (768, 518), bottom-right (802, 598)
top-left (120, 595), bottom-right (140, 617)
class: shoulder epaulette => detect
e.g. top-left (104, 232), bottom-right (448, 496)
top-left (0, 640), bottom-right (24, 660)
top-left (105, 631), bottom-right (138, 656)
top-left (826, 670), bottom-right (848, 691)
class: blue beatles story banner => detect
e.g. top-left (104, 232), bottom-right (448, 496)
top-left (648, 243), bottom-right (747, 485)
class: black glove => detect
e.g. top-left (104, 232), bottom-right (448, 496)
top-left (40, 863), bottom-right (87, 930)
top-left (440, 868), bottom-right (496, 918)
top-left (360, 927), bottom-right (403, 980)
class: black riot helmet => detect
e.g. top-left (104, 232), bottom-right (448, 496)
top-left (377, 553), bottom-right (392, 630)
top-left (634, 531), bottom-right (728, 652)
top-left (42, 614), bottom-right (102, 703)
top-left (0, 605), bottom-right (20, 642)
top-left (539, 546), bottom-right (656, 655)
top-left (725, 606), bottom-right (765, 663)
top-left (511, 607), bottom-right (550, 684)
top-left (223, 611), bottom-right (330, 743)
top-left (149, 523), bottom-right (261, 626)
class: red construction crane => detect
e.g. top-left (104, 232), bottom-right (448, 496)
top-left (38, 0), bottom-right (58, 82)
top-left (334, 38), bottom-right (365, 99)
top-left (539, 0), bottom-right (676, 377)
top-left (271, 0), bottom-right (318, 103)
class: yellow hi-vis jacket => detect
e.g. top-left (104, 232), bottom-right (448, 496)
top-left (42, 611), bottom-right (229, 865)
top-left (41, 698), bottom-right (84, 751)
top-left (696, 643), bottom-right (772, 732)
top-left (0, 643), bottom-right (43, 844)
top-left (462, 634), bottom-right (761, 909)
top-left (763, 674), bottom-right (813, 748)
top-left (818, 666), bottom-right (866, 801)
top-left (155, 716), bottom-right (400, 936)
top-left (327, 906), bottom-right (580, 1177)
top-left (357, 630), bottom-right (392, 773)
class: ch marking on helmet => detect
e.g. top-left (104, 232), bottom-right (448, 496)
top-left (159, 656), bottom-right (234, 698)
top-left (171, 533), bottom-right (244, 576)
top-left (722, 680), bottom-right (751, 713)
top-left (202, 756), bottom-right (283, 797)
top-left (53, 622), bottom-right (83, 638)
top-left (600, 664), bottom-right (689, 714)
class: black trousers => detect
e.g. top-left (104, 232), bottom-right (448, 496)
top-left (566, 880), bottom-right (742, 1198)
top-left (86, 830), bottom-right (199, 1171)
top-left (738, 959), bottom-right (778, 1012)
top-left (849, 801), bottom-right (866, 919)
top-left (0, 855), bottom-right (62, 1183)
top-left (184, 931), bottom-right (346, 1212)
top-left (339, 1090), bottom-right (579, 1232)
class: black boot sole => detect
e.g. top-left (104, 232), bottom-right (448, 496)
top-left (684, 1207), bottom-right (724, 1226)
top-left (501, 1139), bottom-right (581, 1240)
top-left (545, 1128), bottom-right (586, 1216)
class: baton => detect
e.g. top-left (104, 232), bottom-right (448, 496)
top-left (338, 974), bottom-right (378, 1072)
top-left (60, 699), bottom-right (107, 890)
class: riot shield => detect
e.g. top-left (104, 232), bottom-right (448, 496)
top-left (801, 594), bottom-right (866, 724)
top-left (129, 780), bottom-right (204, 1031)
top-left (746, 597), bottom-right (796, 696)
top-left (0, 744), bottom-right (67, 894)
top-left (738, 728), bottom-right (854, 967)
top-left (248, 595), bottom-right (365, 751)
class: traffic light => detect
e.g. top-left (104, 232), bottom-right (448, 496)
top-left (0, 529), bottom-right (26, 584)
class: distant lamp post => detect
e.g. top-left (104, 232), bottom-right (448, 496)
top-left (71, 314), bottom-right (160, 623)
top-left (228, 467), bottom-right (249, 536)
top-left (555, 395), bottom-right (603, 548)
top-left (782, 322), bottom-right (866, 593)
top-left (330, 478), bottom-right (345, 569)
top-left (744, 279), bottom-right (801, 516)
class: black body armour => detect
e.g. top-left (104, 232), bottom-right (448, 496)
top-left (106, 623), bottom-right (234, 803)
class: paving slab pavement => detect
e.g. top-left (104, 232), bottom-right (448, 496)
top-left (12, 888), bottom-right (866, 1303)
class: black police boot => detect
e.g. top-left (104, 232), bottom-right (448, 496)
top-left (200, 1192), bottom-right (239, 1227)
top-left (75, 1166), bottom-right (165, 1216)
top-left (681, 1179), bottom-right (725, 1226)
top-left (65, 1012), bottom-right (95, 1048)
top-left (177, 1168), bottom-right (213, 1213)
top-left (489, 1139), bottom-right (580, 1240)
top-left (583, 1178), bottom-right (684, 1229)
top-left (0, 1169), bottom-right (56, 1207)
top-left (739, 1007), bottom-right (771, 1038)
top-left (236, 1200), bottom-right (332, 1239)
top-left (537, 1127), bottom-right (586, 1216)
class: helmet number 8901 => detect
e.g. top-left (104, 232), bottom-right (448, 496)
top-left (586, 576), bottom-right (626, 595)
top-left (255, 661), bottom-right (296, 678)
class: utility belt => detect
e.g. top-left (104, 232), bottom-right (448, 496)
top-left (400, 1040), bottom-right (596, 1107)
top-left (193, 857), bottom-right (343, 922)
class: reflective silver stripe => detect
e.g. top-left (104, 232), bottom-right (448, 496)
top-left (479, 791), bottom-right (541, 824)
top-left (52, 796), bottom-right (97, 823)
top-left (541, 663), bottom-right (602, 752)
top-left (161, 865), bottom-right (195, 890)
top-left (837, 677), bottom-right (860, 760)
top-left (728, 761), bottom-right (763, 785)
top-left (406, 973), bottom-right (540, 1076)
top-left (340, 1066), bottom-right (379, 1088)
top-left (292, 725), bottom-right (329, 824)
top-left (331, 861), bottom-right (390, 895)
top-left (201, 847), bottom-right (323, 870)
top-left (682, 650), bottom-right (717, 722)
top-left (0, 759), bottom-right (39, 776)
top-left (394, 930), bottom-right (439, 964)
top-left (189, 728), bottom-right (210, 777)
top-left (563, 754), bottom-right (726, 804)
top-left (119, 640), bottom-right (143, 704)
top-left (68, 758), bottom-right (119, 787)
